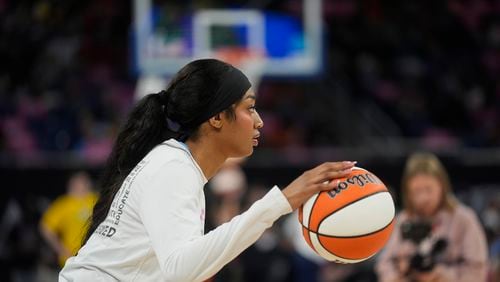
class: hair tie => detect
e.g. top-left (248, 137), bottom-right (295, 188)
top-left (166, 117), bottom-right (182, 133)
top-left (157, 90), bottom-right (182, 133)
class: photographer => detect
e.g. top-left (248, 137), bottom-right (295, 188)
top-left (376, 153), bottom-right (488, 282)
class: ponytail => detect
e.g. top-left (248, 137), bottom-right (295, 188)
top-left (83, 92), bottom-right (176, 243)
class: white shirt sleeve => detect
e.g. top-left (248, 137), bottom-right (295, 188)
top-left (139, 161), bottom-right (292, 282)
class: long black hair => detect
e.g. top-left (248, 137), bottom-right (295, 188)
top-left (83, 59), bottom-right (247, 243)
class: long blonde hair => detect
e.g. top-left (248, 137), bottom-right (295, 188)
top-left (401, 152), bottom-right (458, 214)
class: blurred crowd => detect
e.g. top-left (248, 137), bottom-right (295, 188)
top-left (0, 164), bottom-right (500, 282)
top-left (321, 0), bottom-right (500, 148)
top-left (0, 0), bottom-right (499, 281)
top-left (0, 0), bottom-right (132, 163)
top-left (1, 0), bottom-right (500, 163)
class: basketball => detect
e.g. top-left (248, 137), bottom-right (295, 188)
top-left (298, 167), bottom-right (395, 263)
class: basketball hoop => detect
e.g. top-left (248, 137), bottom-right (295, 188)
top-left (214, 47), bottom-right (266, 91)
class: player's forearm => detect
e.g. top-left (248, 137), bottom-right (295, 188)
top-left (162, 186), bottom-right (292, 281)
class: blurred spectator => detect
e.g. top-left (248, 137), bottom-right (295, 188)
top-left (0, 193), bottom-right (42, 282)
top-left (482, 197), bottom-right (500, 282)
top-left (376, 152), bottom-right (488, 282)
top-left (283, 210), bottom-right (376, 282)
top-left (39, 171), bottom-right (97, 268)
top-left (239, 184), bottom-right (292, 282)
top-left (207, 160), bottom-right (294, 282)
top-left (209, 158), bottom-right (247, 226)
top-left (205, 158), bottom-right (248, 281)
top-left (482, 198), bottom-right (500, 238)
top-left (283, 211), bottom-right (325, 282)
top-left (490, 237), bottom-right (500, 282)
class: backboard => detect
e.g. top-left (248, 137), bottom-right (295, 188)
top-left (132, 0), bottom-right (323, 78)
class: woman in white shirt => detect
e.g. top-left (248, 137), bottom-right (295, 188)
top-left (60, 59), bottom-right (355, 281)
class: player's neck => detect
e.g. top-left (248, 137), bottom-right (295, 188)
top-left (185, 138), bottom-right (226, 180)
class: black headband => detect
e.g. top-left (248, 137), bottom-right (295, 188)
top-left (184, 65), bottom-right (251, 129)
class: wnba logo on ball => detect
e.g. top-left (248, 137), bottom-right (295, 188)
top-left (327, 172), bottom-right (383, 199)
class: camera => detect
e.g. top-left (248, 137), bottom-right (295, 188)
top-left (400, 220), bottom-right (448, 272)
top-left (401, 220), bottom-right (432, 244)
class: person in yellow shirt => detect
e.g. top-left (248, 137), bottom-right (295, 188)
top-left (40, 171), bottom-right (97, 267)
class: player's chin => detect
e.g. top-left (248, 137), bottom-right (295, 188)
top-left (243, 143), bottom-right (255, 157)
top-left (243, 146), bottom-right (254, 157)
top-left (231, 144), bottom-right (254, 158)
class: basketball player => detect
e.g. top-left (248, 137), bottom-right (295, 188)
top-left (59, 59), bottom-right (355, 281)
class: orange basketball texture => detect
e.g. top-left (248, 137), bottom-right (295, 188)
top-left (298, 167), bottom-right (395, 263)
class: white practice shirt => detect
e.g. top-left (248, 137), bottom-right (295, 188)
top-left (59, 139), bottom-right (292, 282)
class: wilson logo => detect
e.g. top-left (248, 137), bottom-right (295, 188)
top-left (327, 173), bottom-right (382, 199)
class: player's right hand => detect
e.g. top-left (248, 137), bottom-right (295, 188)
top-left (282, 161), bottom-right (356, 210)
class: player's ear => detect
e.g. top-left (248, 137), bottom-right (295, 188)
top-left (208, 114), bottom-right (223, 129)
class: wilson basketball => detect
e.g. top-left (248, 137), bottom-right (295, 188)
top-left (298, 167), bottom-right (395, 263)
